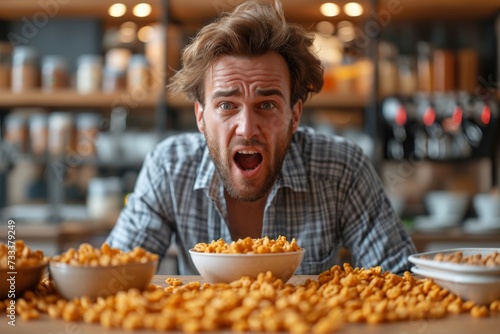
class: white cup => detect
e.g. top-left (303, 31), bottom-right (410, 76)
top-left (424, 191), bottom-right (468, 219)
top-left (473, 194), bottom-right (500, 223)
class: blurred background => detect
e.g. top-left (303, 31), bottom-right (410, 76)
top-left (0, 0), bottom-right (499, 273)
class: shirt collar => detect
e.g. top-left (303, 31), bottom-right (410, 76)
top-left (193, 135), bottom-right (308, 193)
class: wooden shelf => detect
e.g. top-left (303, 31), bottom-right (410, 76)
top-left (306, 91), bottom-right (368, 109)
top-left (0, 89), bottom-right (368, 110)
top-left (0, 89), bottom-right (194, 110)
top-left (0, 0), bottom-right (496, 24)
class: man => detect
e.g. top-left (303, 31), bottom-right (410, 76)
top-left (106, 0), bottom-right (416, 275)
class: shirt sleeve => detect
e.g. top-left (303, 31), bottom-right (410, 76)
top-left (106, 149), bottom-right (174, 260)
top-left (339, 148), bottom-right (416, 275)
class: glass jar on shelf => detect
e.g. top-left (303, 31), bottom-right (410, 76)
top-left (4, 111), bottom-right (29, 154)
top-left (11, 46), bottom-right (39, 92)
top-left (127, 54), bottom-right (150, 92)
top-left (102, 48), bottom-right (130, 93)
top-left (87, 177), bottom-right (123, 221)
top-left (0, 42), bottom-right (12, 89)
top-left (75, 112), bottom-right (101, 158)
top-left (48, 112), bottom-right (75, 156)
top-left (102, 67), bottom-right (126, 93)
top-left (29, 112), bottom-right (49, 157)
top-left (76, 54), bottom-right (103, 94)
top-left (41, 55), bottom-right (69, 91)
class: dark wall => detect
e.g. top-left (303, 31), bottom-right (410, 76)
top-left (4, 18), bottom-right (102, 74)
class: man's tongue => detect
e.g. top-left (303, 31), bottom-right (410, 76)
top-left (235, 153), bottom-right (262, 170)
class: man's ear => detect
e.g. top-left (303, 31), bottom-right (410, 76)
top-left (291, 99), bottom-right (303, 133)
top-left (194, 101), bottom-right (204, 133)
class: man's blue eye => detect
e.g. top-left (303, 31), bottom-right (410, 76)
top-left (219, 102), bottom-right (232, 110)
top-left (261, 102), bottom-right (275, 110)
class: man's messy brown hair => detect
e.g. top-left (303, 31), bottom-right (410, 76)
top-left (168, 0), bottom-right (324, 107)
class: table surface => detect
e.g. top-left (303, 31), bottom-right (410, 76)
top-left (1, 275), bottom-right (500, 334)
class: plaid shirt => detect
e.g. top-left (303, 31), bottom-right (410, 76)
top-left (106, 126), bottom-right (416, 275)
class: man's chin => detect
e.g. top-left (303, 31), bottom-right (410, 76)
top-left (225, 185), bottom-right (268, 202)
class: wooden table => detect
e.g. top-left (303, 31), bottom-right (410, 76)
top-left (1, 275), bottom-right (499, 334)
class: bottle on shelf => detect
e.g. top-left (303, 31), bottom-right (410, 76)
top-left (378, 41), bottom-right (399, 97)
top-left (457, 48), bottom-right (478, 94)
top-left (397, 55), bottom-right (418, 97)
top-left (416, 42), bottom-right (433, 93)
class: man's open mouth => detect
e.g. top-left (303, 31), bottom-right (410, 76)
top-left (234, 150), bottom-right (263, 171)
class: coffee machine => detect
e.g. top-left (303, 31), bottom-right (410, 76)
top-left (382, 92), bottom-right (498, 162)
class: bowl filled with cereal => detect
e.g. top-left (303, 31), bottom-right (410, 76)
top-left (0, 240), bottom-right (48, 299)
top-left (49, 243), bottom-right (159, 300)
top-left (409, 248), bottom-right (500, 304)
top-left (189, 236), bottom-right (305, 284)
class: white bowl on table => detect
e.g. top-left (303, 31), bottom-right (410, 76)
top-left (189, 249), bottom-right (305, 284)
top-left (411, 266), bottom-right (500, 305)
top-left (409, 248), bottom-right (500, 276)
top-left (409, 248), bottom-right (500, 305)
top-left (49, 259), bottom-right (158, 300)
top-left (0, 263), bottom-right (47, 299)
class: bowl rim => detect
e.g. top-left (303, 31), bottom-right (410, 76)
top-left (49, 259), bottom-right (158, 270)
top-left (189, 248), bottom-right (306, 257)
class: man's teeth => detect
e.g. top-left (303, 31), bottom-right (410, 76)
top-left (238, 150), bottom-right (258, 154)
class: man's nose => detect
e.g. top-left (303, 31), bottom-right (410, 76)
top-left (235, 107), bottom-right (260, 139)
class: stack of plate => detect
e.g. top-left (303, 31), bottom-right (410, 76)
top-left (462, 218), bottom-right (500, 234)
top-left (409, 248), bottom-right (500, 305)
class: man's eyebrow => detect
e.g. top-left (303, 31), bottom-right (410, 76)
top-left (211, 88), bottom-right (240, 102)
top-left (256, 88), bottom-right (285, 99)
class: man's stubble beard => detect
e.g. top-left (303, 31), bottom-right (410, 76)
top-left (203, 118), bottom-right (294, 202)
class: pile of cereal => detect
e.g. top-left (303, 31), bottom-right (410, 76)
top-left (51, 243), bottom-right (159, 267)
top-left (426, 250), bottom-right (500, 267)
top-left (0, 240), bottom-right (47, 268)
top-left (2, 264), bottom-right (500, 332)
top-left (193, 236), bottom-right (301, 254)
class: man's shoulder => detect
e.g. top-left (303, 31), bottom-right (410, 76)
top-left (293, 127), bottom-right (364, 162)
top-left (290, 127), bottom-right (372, 184)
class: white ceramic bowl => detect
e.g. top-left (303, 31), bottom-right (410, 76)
top-left (189, 249), bottom-right (305, 284)
top-left (411, 266), bottom-right (500, 305)
top-left (424, 191), bottom-right (469, 218)
top-left (49, 260), bottom-right (157, 300)
top-left (0, 263), bottom-right (47, 299)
